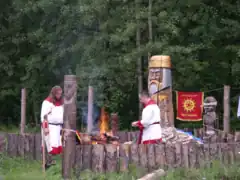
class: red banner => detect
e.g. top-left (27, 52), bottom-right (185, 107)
top-left (176, 91), bottom-right (204, 121)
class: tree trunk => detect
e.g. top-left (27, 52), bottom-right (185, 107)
top-left (32, 100), bottom-right (38, 126)
top-left (136, 0), bottom-right (143, 118)
top-left (148, 0), bottom-right (153, 60)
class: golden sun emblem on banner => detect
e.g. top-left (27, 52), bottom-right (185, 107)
top-left (182, 98), bottom-right (195, 112)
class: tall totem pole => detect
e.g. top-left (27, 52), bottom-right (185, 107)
top-left (148, 56), bottom-right (203, 145)
top-left (148, 55), bottom-right (174, 127)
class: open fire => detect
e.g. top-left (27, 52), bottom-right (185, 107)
top-left (99, 107), bottom-right (109, 135)
top-left (75, 108), bottom-right (120, 145)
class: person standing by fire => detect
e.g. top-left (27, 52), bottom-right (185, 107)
top-left (41, 86), bottom-right (64, 167)
top-left (132, 90), bottom-right (162, 144)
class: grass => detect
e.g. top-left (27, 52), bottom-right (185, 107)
top-left (1, 153), bottom-right (240, 180)
top-left (164, 161), bottom-right (240, 180)
top-left (0, 153), bottom-right (145, 180)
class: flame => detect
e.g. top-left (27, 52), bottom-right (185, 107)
top-left (99, 107), bottom-right (109, 134)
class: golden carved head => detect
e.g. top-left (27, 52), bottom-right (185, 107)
top-left (149, 55), bottom-right (171, 69)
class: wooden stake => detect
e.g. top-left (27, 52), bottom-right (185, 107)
top-left (20, 88), bottom-right (26, 135)
top-left (62, 75), bottom-right (77, 180)
top-left (111, 113), bottom-right (119, 136)
top-left (87, 86), bottom-right (93, 133)
top-left (168, 87), bottom-right (175, 127)
top-left (223, 85), bottom-right (230, 133)
top-left (41, 130), bottom-right (46, 174)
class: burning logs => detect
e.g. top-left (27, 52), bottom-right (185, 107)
top-left (92, 133), bottom-right (120, 145)
top-left (76, 132), bottom-right (120, 145)
top-left (75, 109), bottom-right (120, 145)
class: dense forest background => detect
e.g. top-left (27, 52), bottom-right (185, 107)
top-left (0, 0), bottom-right (240, 130)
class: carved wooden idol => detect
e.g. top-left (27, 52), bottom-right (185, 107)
top-left (148, 55), bottom-right (174, 127)
top-left (203, 96), bottom-right (217, 135)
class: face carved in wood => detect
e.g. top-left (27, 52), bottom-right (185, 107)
top-left (149, 68), bottom-right (162, 96)
top-left (203, 96), bottom-right (217, 135)
top-left (204, 97), bottom-right (217, 113)
top-left (148, 68), bottom-right (168, 104)
top-left (64, 81), bottom-right (77, 105)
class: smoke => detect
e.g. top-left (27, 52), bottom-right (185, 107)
top-left (78, 102), bottom-right (100, 131)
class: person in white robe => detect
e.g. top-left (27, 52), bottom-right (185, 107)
top-left (132, 90), bottom-right (162, 144)
top-left (41, 86), bottom-right (64, 158)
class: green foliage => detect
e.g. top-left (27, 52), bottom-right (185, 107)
top-left (0, 0), bottom-right (240, 130)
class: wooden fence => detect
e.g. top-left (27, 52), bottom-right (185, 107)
top-left (116, 128), bottom-right (240, 143)
top-left (76, 141), bottom-right (240, 173)
top-left (0, 133), bottom-right (42, 160)
top-left (1, 131), bottom-right (240, 173)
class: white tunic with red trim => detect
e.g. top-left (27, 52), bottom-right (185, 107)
top-left (41, 98), bottom-right (63, 155)
top-left (137, 100), bottom-right (162, 144)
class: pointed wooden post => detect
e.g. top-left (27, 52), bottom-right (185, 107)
top-left (111, 113), bottom-right (119, 136)
top-left (62, 75), bottom-right (77, 180)
top-left (20, 88), bottom-right (26, 135)
top-left (87, 86), bottom-right (94, 133)
top-left (223, 85), bottom-right (230, 133)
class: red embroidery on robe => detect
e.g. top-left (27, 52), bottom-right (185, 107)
top-left (143, 138), bottom-right (162, 144)
top-left (42, 120), bottom-right (48, 128)
top-left (45, 97), bottom-right (63, 106)
top-left (137, 99), bottom-right (156, 144)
